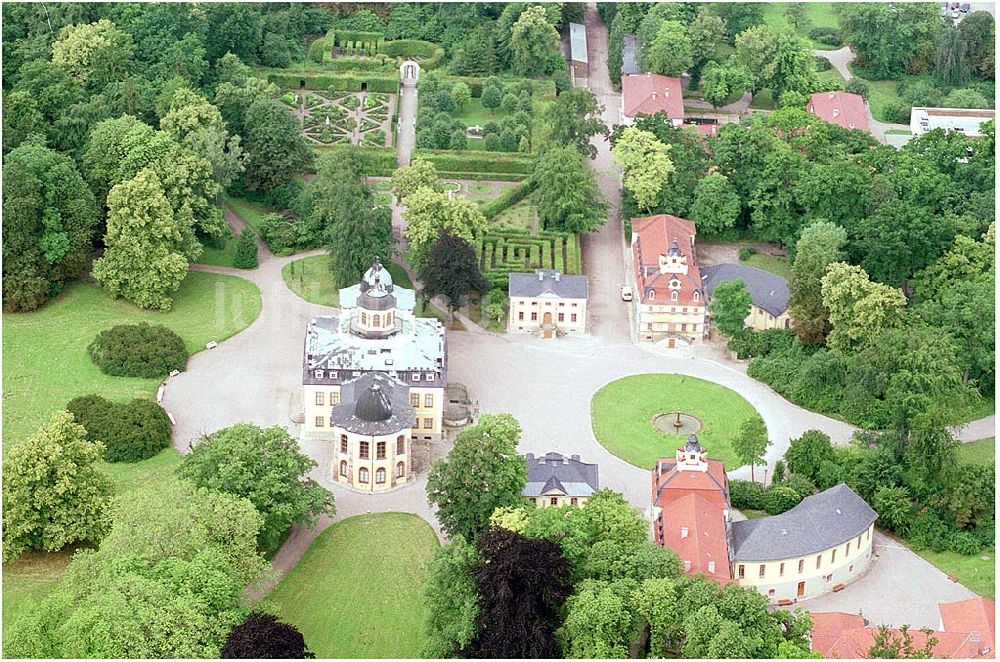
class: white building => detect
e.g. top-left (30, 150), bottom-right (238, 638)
top-left (507, 269), bottom-right (588, 338)
top-left (910, 107), bottom-right (995, 138)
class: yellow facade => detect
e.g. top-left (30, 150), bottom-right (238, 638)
top-left (744, 305), bottom-right (793, 332)
top-left (332, 428), bottom-right (412, 492)
top-left (509, 296), bottom-right (588, 335)
top-left (303, 384), bottom-right (444, 440)
top-left (733, 523), bottom-right (875, 603)
top-left (528, 492), bottom-right (589, 508)
top-left (638, 303), bottom-right (706, 342)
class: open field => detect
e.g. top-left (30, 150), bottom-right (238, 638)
top-left (2, 275), bottom-right (261, 448)
top-left (761, 3), bottom-right (843, 49)
top-left (591, 374), bottom-right (761, 469)
top-left (957, 437), bottom-right (994, 466)
top-left (916, 547), bottom-right (995, 599)
top-left (265, 513), bottom-right (439, 658)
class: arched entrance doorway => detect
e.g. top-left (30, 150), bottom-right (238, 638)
top-left (399, 59), bottom-right (420, 86)
top-left (542, 311), bottom-right (553, 339)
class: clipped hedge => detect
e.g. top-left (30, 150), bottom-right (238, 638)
top-left (265, 71), bottom-right (399, 94)
top-left (384, 39), bottom-right (437, 58)
top-left (475, 228), bottom-right (583, 290)
top-left (307, 36), bottom-right (331, 64)
top-left (412, 149), bottom-right (533, 175)
top-left (310, 145), bottom-right (398, 176)
top-left (482, 179), bottom-right (537, 219)
top-left (88, 323), bottom-right (187, 378)
top-left (331, 29), bottom-right (384, 48)
top-left (67, 395), bottom-right (171, 463)
top-left (436, 171), bottom-right (527, 182)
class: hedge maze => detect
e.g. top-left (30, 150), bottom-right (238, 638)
top-left (475, 229), bottom-right (583, 289)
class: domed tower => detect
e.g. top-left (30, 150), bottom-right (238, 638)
top-left (353, 260), bottom-right (399, 339)
top-left (329, 372), bottom-right (415, 492)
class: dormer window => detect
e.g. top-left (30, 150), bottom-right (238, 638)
top-left (671, 291), bottom-right (678, 302)
top-left (669, 279), bottom-right (680, 289)
top-left (693, 291), bottom-right (700, 302)
top-left (315, 370), bottom-right (324, 378)
top-left (426, 374), bottom-right (435, 382)
top-left (412, 373), bottom-right (421, 381)
top-left (649, 290), bottom-right (655, 300)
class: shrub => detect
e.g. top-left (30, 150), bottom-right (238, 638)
top-left (772, 460), bottom-right (786, 483)
top-left (729, 479), bottom-right (767, 510)
top-left (233, 228), bottom-right (259, 269)
top-left (845, 78), bottom-right (870, 99)
top-left (482, 179), bottom-right (536, 219)
top-left (764, 485), bottom-right (803, 515)
top-left (909, 511), bottom-right (951, 551)
top-left (259, 213), bottom-right (300, 253)
top-left (738, 245), bottom-right (758, 261)
top-left (727, 328), bottom-right (797, 360)
top-left (781, 473), bottom-right (817, 500)
top-left (67, 395), bottom-right (171, 463)
top-left (808, 27), bottom-right (842, 47)
top-left (882, 101), bottom-right (912, 124)
top-left (815, 56), bottom-right (832, 72)
top-left (948, 530), bottom-right (981, 555)
top-left (88, 323), bottom-right (187, 378)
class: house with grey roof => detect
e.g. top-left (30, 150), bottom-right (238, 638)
top-left (730, 484), bottom-right (878, 603)
top-left (701, 263), bottom-right (793, 332)
top-left (508, 270), bottom-right (588, 338)
top-left (523, 452), bottom-right (599, 508)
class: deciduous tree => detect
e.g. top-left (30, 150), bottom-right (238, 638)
top-left (92, 169), bottom-right (192, 310)
top-left (403, 187), bottom-right (488, 271)
top-left (509, 6), bottom-right (560, 77)
top-left (732, 415), bottom-right (769, 482)
top-left (533, 146), bottom-right (607, 233)
top-left (709, 279), bottom-right (752, 338)
top-left (784, 430), bottom-right (835, 482)
top-left (179, 423), bottom-right (335, 555)
top-left (221, 613), bottom-right (315, 659)
top-left (242, 100), bottom-right (312, 192)
top-left (422, 535), bottom-right (481, 658)
top-left (419, 232), bottom-right (490, 317)
top-left (645, 20), bottom-right (693, 77)
top-left (611, 127), bottom-right (675, 213)
top-left (51, 19), bottom-right (135, 89)
top-left (543, 88), bottom-right (608, 159)
top-left (690, 173), bottom-right (741, 235)
top-left (426, 413), bottom-right (527, 541)
top-left (392, 158), bottom-right (441, 200)
top-left (820, 262), bottom-right (906, 352)
top-left (789, 220), bottom-right (847, 345)
top-left (2, 411), bottom-right (114, 562)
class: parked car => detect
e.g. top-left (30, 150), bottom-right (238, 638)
top-left (620, 285), bottom-right (633, 302)
top-left (950, 2), bottom-right (960, 9)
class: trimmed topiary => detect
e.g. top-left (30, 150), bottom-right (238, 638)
top-left (66, 395), bottom-right (171, 463)
top-left (88, 323), bottom-right (187, 378)
top-left (233, 228), bottom-right (259, 269)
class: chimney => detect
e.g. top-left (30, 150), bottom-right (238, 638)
top-left (554, 271), bottom-right (561, 281)
top-left (538, 271), bottom-right (544, 281)
top-left (680, 527), bottom-right (689, 539)
top-left (652, 92), bottom-right (657, 100)
top-left (832, 108), bottom-right (839, 118)
top-left (571, 454), bottom-right (580, 462)
top-left (664, 88), bottom-right (669, 97)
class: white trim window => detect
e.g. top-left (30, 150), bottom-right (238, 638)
top-left (314, 370), bottom-right (324, 378)
top-left (412, 373), bottom-right (421, 381)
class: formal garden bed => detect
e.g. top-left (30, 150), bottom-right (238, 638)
top-left (591, 374), bottom-right (761, 469)
top-left (2, 275), bottom-right (261, 448)
top-left (288, 88), bottom-right (393, 147)
top-left (264, 513), bottom-right (439, 659)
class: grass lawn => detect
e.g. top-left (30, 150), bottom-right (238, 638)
top-left (845, 64), bottom-right (912, 123)
top-left (492, 195), bottom-right (536, 232)
top-left (959, 395), bottom-right (995, 424)
top-left (761, 3), bottom-right (843, 49)
top-left (591, 374), bottom-right (760, 469)
top-left (742, 509), bottom-right (769, 519)
top-left (957, 437), bottom-right (994, 466)
top-left (195, 234), bottom-right (241, 268)
top-left (2, 275), bottom-right (261, 448)
top-left (264, 513), bottom-right (439, 658)
top-left (225, 197), bottom-right (275, 237)
top-left (816, 67), bottom-right (846, 89)
top-left (451, 99), bottom-right (509, 127)
top-left (372, 180), bottom-right (393, 191)
top-left (2, 449), bottom-right (184, 643)
top-left (742, 253), bottom-right (793, 280)
top-left (749, 89), bottom-right (778, 110)
top-left (916, 547), bottom-right (995, 599)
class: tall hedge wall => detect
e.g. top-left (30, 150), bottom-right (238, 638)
top-left (265, 70), bottom-right (400, 94)
top-left (438, 76), bottom-right (557, 100)
top-left (411, 149), bottom-right (534, 175)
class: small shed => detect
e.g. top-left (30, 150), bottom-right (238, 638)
top-left (569, 22), bottom-right (588, 78)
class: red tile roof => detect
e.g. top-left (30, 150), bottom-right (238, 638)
top-left (811, 599), bottom-right (997, 659)
top-left (652, 454), bottom-right (731, 582)
top-left (631, 214), bottom-right (705, 307)
top-left (623, 73), bottom-right (684, 120)
top-left (806, 91), bottom-right (871, 133)
top-left (940, 598), bottom-right (995, 657)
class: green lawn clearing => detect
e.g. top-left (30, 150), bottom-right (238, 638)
top-left (845, 64), bottom-right (912, 123)
top-left (225, 197), bottom-right (276, 238)
top-left (264, 513), bottom-right (439, 658)
top-left (372, 180), bottom-right (393, 191)
top-left (491, 195), bottom-right (536, 232)
top-left (194, 233), bottom-right (241, 268)
top-left (2, 449), bottom-right (184, 644)
top-left (816, 67), bottom-right (846, 89)
top-left (743, 253), bottom-right (793, 280)
top-left (591, 374), bottom-right (760, 469)
top-left (916, 547), bottom-right (995, 599)
top-left (741, 509), bottom-right (769, 520)
top-left (761, 3), bottom-right (843, 49)
top-left (451, 99), bottom-right (510, 127)
top-left (957, 437), bottom-right (994, 466)
top-left (2, 274), bottom-right (261, 448)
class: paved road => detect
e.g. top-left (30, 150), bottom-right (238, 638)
top-left (954, 415), bottom-right (996, 442)
top-left (580, 3), bottom-right (631, 344)
top-left (779, 531), bottom-right (978, 629)
top-left (396, 79), bottom-right (417, 167)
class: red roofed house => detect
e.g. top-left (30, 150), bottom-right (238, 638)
top-left (806, 91), bottom-right (871, 134)
top-left (651, 435), bottom-right (733, 583)
top-left (630, 214), bottom-right (706, 345)
top-left (621, 73), bottom-right (684, 127)
top-left (810, 597), bottom-right (996, 659)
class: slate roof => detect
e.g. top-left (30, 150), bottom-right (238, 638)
top-left (731, 484), bottom-right (877, 562)
top-left (622, 73), bottom-right (684, 120)
top-left (701, 263), bottom-right (791, 317)
top-left (304, 313), bottom-right (445, 378)
top-left (622, 35), bottom-right (640, 76)
top-left (806, 91), bottom-right (871, 133)
top-left (522, 452), bottom-right (599, 498)
top-left (508, 270), bottom-right (588, 300)
top-left (330, 372), bottom-right (415, 436)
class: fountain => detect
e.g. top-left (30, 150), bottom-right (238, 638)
top-left (652, 411), bottom-right (703, 436)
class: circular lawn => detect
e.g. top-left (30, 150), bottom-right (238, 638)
top-left (265, 512), bottom-right (439, 659)
top-left (591, 374), bottom-right (761, 470)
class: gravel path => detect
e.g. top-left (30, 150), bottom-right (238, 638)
top-left (396, 78), bottom-right (417, 167)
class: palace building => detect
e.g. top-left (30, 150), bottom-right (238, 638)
top-left (302, 261), bottom-right (447, 489)
top-left (630, 214), bottom-right (707, 345)
top-left (652, 436), bottom-right (878, 603)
